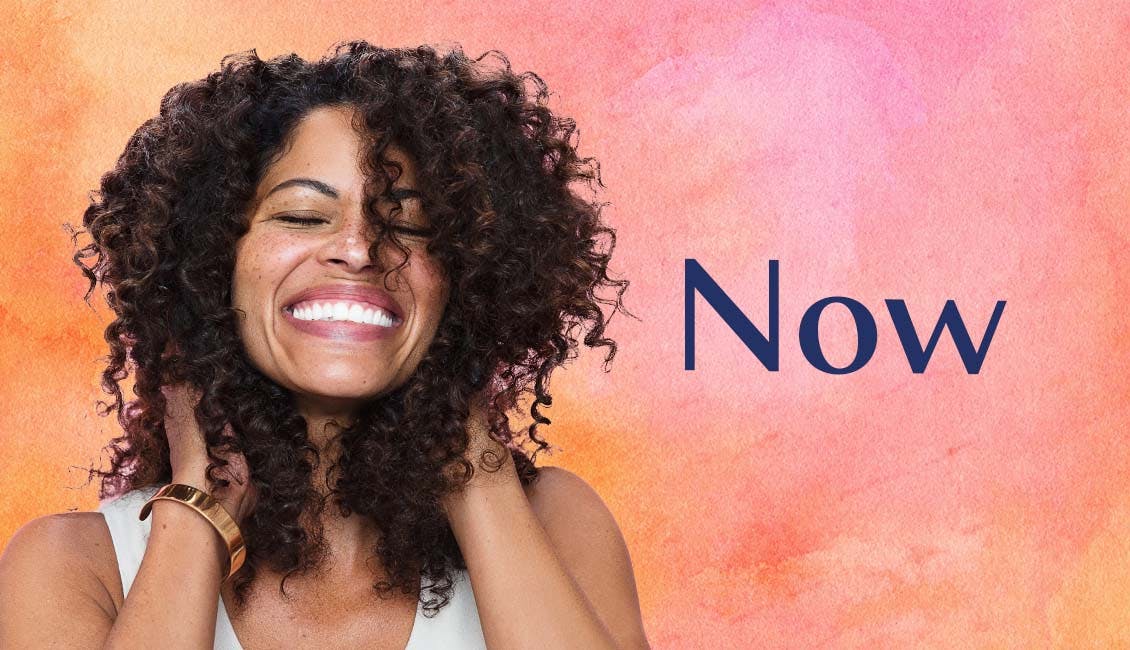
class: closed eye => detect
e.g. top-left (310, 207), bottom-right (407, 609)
top-left (275, 214), bottom-right (328, 226)
top-left (273, 214), bottom-right (433, 238)
top-left (390, 224), bottom-right (436, 238)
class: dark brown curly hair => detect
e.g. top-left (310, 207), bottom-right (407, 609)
top-left (67, 40), bottom-right (632, 615)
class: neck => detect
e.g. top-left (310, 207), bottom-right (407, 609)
top-left (295, 406), bottom-right (383, 580)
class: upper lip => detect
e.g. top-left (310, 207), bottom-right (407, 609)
top-left (283, 283), bottom-right (404, 321)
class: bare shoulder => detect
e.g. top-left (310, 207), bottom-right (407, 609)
top-left (0, 511), bottom-right (123, 638)
top-left (524, 466), bottom-right (651, 649)
top-left (525, 467), bottom-right (639, 554)
top-left (525, 466), bottom-right (615, 528)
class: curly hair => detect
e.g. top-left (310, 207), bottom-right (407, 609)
top-left (67, 40), bottom-right (632, 615)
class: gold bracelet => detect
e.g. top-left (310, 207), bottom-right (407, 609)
top-left (139, 483), bottom-right (247, 581)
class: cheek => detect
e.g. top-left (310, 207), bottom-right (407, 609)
top-left (231, 254), bottom-right (268, 313)
top-left (416, 262), bottom-right (450, 321)
top-left (233, 235), bottom-right (306, 301)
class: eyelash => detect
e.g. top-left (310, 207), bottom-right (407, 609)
top-left (275, 215), bottom-right (434, 238)
top-left (276, 215), bottom-right (326, 226)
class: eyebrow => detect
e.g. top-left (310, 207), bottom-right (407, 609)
top-left (263, 179), bottom-right (425, 203)
top-left (264, 177), bottom-right (340, 200)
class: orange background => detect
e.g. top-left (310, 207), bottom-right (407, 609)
top-left (2, 1), bottom-right (1128, 645)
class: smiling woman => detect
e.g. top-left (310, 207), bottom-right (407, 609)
top-left (233, 109), bottom-right (451, 407)
top-left (0, 42), bottom-right (648, 649)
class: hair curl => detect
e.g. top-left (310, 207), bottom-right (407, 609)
top-left (68, 41), bottom-right (632, 615)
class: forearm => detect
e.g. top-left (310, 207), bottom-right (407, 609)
top-left (103, 475), bottom-right (227, 650)
top-left (443, 452), bottom-right (619, 650)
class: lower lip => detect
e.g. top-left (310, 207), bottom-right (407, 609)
top-left (281, 307), bottom-right (401, 342)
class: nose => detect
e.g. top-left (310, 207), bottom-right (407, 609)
top-left (316, 213), bottom-right (380, 274)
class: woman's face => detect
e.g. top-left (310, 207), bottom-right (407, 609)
top-left (232, 105), bottom-right (449, 419)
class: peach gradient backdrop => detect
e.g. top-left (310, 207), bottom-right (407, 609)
top-left (2, 1), bottom-right (1128, 646)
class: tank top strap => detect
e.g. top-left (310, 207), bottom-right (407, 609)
top-left (97, 486), bottom-right (162, 597)
top-left (406, 569), bottom-right (487, 649)
top-left (97, 485), bottom-right (243, 649)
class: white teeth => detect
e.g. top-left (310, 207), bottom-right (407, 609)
top-left (289, 300), bottom-right (398, 327)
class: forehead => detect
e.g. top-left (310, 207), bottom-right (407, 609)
top-left (253, 105), bottom-right (418, 201)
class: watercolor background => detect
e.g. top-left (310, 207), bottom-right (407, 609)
top-left (2, 1), bottom-right (1128, 646)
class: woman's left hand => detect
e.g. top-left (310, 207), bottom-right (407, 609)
top-left (446, 391), bottom-right (517, 495)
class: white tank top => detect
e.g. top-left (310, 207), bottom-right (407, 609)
top-left (97, 486), bottom-right (487, 649)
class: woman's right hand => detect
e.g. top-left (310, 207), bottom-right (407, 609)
top-left (161, 382), bottom-right (257, 526)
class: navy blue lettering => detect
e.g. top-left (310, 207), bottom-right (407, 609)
top-left (684, 259), bottom-right (778, 371)
top-left (885, 299), bottom-right (1007, 374)
top-left (798, 297), bottom-right (878, 374)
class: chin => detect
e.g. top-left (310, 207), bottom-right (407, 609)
top-left (289, 374), bottom-right (396, 402)
top-left (312, 382), bottom-right (391, 400)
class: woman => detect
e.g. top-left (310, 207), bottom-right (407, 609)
top-left (0, 41), bottom-right (647, 648)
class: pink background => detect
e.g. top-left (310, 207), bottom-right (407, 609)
top-left (2, 1), bottom-right (1128, 645)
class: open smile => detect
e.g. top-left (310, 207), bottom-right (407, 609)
top-left (282, 300), bottom-right (402, 342)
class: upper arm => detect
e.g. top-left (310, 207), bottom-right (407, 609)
top-left (0, 513), bottom-right (121, 648)
top-left (527, 467), bottom-right (650, 650)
